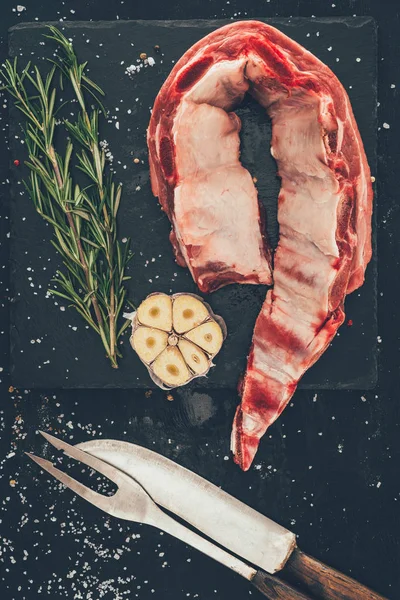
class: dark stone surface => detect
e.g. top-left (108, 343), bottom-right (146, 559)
top-left (9, 18), bottom-right (377, 390)
top-left (0, 2), bottom-right (398, 600)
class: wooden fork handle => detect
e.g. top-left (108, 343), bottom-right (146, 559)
top-left (280, 548), bottom-right (388, 600)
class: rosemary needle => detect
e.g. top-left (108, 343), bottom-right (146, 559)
top-left (0, 27), bottom-right (133, 368)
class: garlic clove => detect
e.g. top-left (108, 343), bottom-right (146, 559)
top-left (185, 320), bottom-right (224, 356)
top-left (137, 293), bottom-right (172, 332)
top-left (152, 346), bottom-right (191, 387)
top-left (131, 326), bottom-right (168, 364)
top-left (178, 338), bottom-right (209, 376)
top-left (172, 294), bottom-right (209, 334)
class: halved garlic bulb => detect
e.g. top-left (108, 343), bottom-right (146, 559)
top-left (128, 292), bottom-right (226, 389)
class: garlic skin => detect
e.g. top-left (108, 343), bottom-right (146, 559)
top-left (128, 292), bottom-right (226, 389)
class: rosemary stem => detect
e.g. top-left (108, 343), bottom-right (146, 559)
top-left (48, 144), bottom-right (110, 357)
top-left (1, 27), bottom-right (133, 368)
top-left (48, 145), bottom-right (63, 188)
top-left (109, 276), bottom-right (116, 367)
top-left (65, 212), bottom-right (104, 325)
top-left (82, 109), bottom-right (117, 366)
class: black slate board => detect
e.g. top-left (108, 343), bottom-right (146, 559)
top-left (8, 18), bottom-right (377, 389)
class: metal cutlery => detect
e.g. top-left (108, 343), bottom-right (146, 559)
top-left (27, 432), bottom-right (313, 599)
top-left (27, 433), bottom-right (387, 600)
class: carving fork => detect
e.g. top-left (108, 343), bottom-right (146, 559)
top-left (27, 431), bottom-right (312, 600)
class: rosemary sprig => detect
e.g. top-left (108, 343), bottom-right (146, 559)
top-left (1, 27), bottom-right (133, 368)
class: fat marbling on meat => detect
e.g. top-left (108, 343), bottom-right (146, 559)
top-left (147, 21), bottom-right (373, 470)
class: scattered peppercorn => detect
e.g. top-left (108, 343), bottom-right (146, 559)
top-left (154, 45), bottom-right (161, 53)
top-left (9, 479), bottom-right (16, 487)
top-left (145, 389), bottom-right (152, 398)
top-left (13, 159), bottom-right (20, 166)
top-left (133, 158), bottom-right (140, 164)
top-left (8, 386), bottom-right (14, 393)
top-left (347, 319), bottom-right (353, 327)
top-left (166, 394), bottom-right (174, 402)
top-left (140, 52), bottom-right (147, 60)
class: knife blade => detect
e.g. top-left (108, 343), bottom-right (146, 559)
top-left (76, 439), bottom-right (296, 574)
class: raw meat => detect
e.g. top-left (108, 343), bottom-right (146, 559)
top-left (147, 33), bottom-right (272, 293)
top-left (147, 21), bottom-right (373, 470)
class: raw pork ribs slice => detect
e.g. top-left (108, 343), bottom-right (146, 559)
top-left (148, 21), bottom-right (373, 470)
top-left (147, 26), bottom-right (272, 294)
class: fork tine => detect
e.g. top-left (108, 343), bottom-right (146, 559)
top-left (26, 452), bottom-right (112, 514)
top-left (39, 430), bottom-right (126, 487)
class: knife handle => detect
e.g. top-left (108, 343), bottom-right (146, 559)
top-left (280, 548), bottom-right (388, 600)
top-left (251, 569), bottom-right (315, 599)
